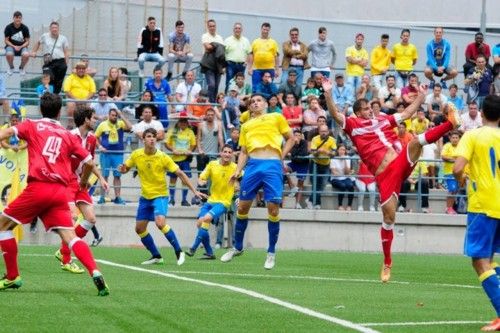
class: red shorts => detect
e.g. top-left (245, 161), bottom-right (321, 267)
top-left (2, 181), bottom-right (73, 232)
top-left (375, 146), bottom-right (416, 206)
top-left (66, 180), bottom-right (93, 205)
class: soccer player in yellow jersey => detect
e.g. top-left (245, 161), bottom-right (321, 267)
top-left (119, 128), bottom-right (205, 266)
top-left (185, 144), bottom-right (238, 260)
top-left (453, 95), bottom-right (500, 332)
top-left (221, 93), bottom-right (294, 269)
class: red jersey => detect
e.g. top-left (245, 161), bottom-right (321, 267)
top-left (14, 118), bottom-right (91, 185)
top-left (343, 113), bottom-right (401, 176)
top-left (358, 161), bottom-right (375, 185)
top-left (69, 128), bottom-right (97, 176)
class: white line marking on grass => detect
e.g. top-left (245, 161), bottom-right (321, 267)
top-left (361, 320), bottom-right (487, 327)
top-left (96, 259), bottom-right (380, 333)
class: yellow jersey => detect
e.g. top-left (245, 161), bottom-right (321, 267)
top-left (370, 45), bottom-right (391, 75)
top-left (251, 38), bottom-right (279, 70)
top-left (165, 127), bottom-right (196, 162)
top-left (200, 160), bottom-right (238, 207)
top-left (239, 112), bottom-right (290, 154)
top-left (441, 142), bottom-right (460, 175)
top-left (391, 43), bottom-right (418, 71)
top-left (456, 126), bottom-right (500, 218)
top-left (125, 148), bottom-right (179, 199)
top-left (345, 46), bottom-right (368, 76)
top-left (410, 161), bottom-right (428, 178)
top-left (411, 118), bottom-right (429, 134)
top-left (240, 110), bottom-right (251, 125)
top-left (311, 135), bottom-right (336, 166)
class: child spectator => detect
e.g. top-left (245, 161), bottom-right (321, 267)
top-left (36, 73), bottom-right (54, 97)
top-left (301, 77), bottom-right (321, 108)
top-left (222, 87), bottom-right (240, 139)
top-left (441, 130), bottom-right (461, 214)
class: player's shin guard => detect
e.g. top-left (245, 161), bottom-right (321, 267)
top-left (380, 223), bottom-right (394, 266)
top-left (480, 270), bottom-right (500, 316)
top-left (199, 223), bottom-right (213, 255)
top-left (75, 220), bottom-right (93, 238)
top-left (418, 121), bottom-right (453, 145)
top-left (234, 213), bottom-right (249, 251)
top-left (267, 215), bottom-right (280, 254)
top-left (0, 231), bottom-right (19, 279)
top-left (161, 225), bottom-right (182, 252)
top-left (60, 241), bottom-right (72, 264)
top-left (69, 238), bottom-right (97, 276)
top-left (138, 230), bottom-right (161, 257)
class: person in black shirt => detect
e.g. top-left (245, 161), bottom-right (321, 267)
top-left (4, 11), bottom-right (30, 76)
top-left (284, 128), bottom-right (309, 209)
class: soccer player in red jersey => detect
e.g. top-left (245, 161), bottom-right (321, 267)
top-left (55, 106), bottom-right (109, 274)
top-left (322, 78), bottom-right (461, 282)
top-left (0, 93), bottom-right (109, 296)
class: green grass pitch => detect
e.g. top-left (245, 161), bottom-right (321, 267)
top-left (0, 245), bottom-right (494, 333)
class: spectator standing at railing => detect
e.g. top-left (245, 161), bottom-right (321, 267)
top-left (91, 88), bottom-right (118, 122)
top-left (166, 20), bottom-right (193, 81)
top-left (446, 83), bottom-right (464, 113)
top-left (4, 11), bottom-right (30, 76)
top-left (424, 27), bottom-right (457, 90)
top-left (144, 66), bottom-right (173, 128)
top-left (201, 19), bottom-right (225, 103)
top-left (463, 32), bottom-right (491, 80)
top-left (441, 130), bottom-right (462, 214)
top-left (307, 124), bottom-right (336, 209)
top-left (370, 34), bottom-right (391, 90)
top-left (355, 161), bottom-right (377, 212)
top-left (378, 74), bottom-right (401, 113)
top-left (95, 108), bottom-right (132, 205)
top-left (391, 29), bottom-right (418, 89)
top-left (281, 27), bottom-right (308, 88)
top-left (63, 62), bottom-right (96, 127)
top-left (136, 17), bottom-right (165, 78)
top-left (308, 27), bottom-right (336, 79)
top-left (175, 70), bottom-right (201, 112)
top-left (248, 22), bottom-right (280, 92)
top-left (345, 33), bottom-right (369, 95)
top-left (31, 21), bottom-right (69, 94)
top-left (224, 22), bottom-right (251, 93)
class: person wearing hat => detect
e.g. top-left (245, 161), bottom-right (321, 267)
top-left (186, 89), bottom-right (213, 126)
top-left (277, 68), bottom-right (302, 107)
top-left (62, 61), bottom-right (96, 127)
top-left (345, 33), bottom-right (368, 96)
top-left (332, 73), bottom-right (354, 117)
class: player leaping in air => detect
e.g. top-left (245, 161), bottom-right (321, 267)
top-left (322, 78), bottom-right (461, 282)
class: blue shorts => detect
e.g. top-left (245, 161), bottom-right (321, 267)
top-left (168, 159), bottom-right (191, 178)
top-left (287, 161), bottom-right (309, 181)
top-left (444, 174), bottom-right (458, 193)
top-left (240, 158), bottom-right (283, 203)
top-left (100, 153), bottom-right (123, 178)
top-left (136, 196), bottom-right (169, 222)
top-left (464, 213), bottom-right (500, 258)
top-left (198, 202), bottom-right (227, 220)
top-left (5, 46), bottom-right (29, 57)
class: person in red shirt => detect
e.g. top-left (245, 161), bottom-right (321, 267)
top-left (323, 78), bottom-right (461, 283)
top-left (464, 32), bottom-right (491, 79)
top-left (281, 93), bottom-right (303, 129)
top-left (0, 93), bottom-right (109, 296)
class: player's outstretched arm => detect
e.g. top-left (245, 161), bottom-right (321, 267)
top-left (92, 165), bottom-right (110, 192)
top-left (400, 84), bottom-right (427, 121)
top-left (321, 78), bottom-right (344, 127)
top-left (176, 169), bottom-right (208, 199)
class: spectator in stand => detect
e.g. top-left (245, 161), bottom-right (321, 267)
top-left (307, 124), bottom-right (336, 209)
top-left (221, 87), bottom-right (240, 139)
top-left (31, 21), bottom-right (69, 94)
top-left (92, 88), bottom-right (118, 121)
top-left (281, 27), bottom-right (308, 87)
top-left (412, 109), bottom-right (430, 135)
top-left (278, 69), bottom-right (302, 107)
top-left (78, 54), bottom-right (97, 78)
top-left (36, 72), bottom-right (54, 97)
top-left (224, 22), bottom-right (251, 93)
top-left (285, 129), bottom-right (309, 209)
top-left (136, 17), bottom-right (165, 78)
top-left (103, 67), bottom-right (125, 104)
top-left (370, 100), bottom-right (385, 119)
top-left (248, 22), bottom-right (280, 91)
top-left (355, 161), bottom-right (377, 212)
top-left (166, 20), bottom-right (193, 81)
top-left (201, 19), bottom-right (225, 103)
top-left (132, 106), bottom-right (164, 149)
top-left (0, 75), bottom-right (9, 115)
top-left (464, 55), bottom-right (493, 109)
top-left (378, 74), bottom-right (401, 113)
top-left (302, 98), bottom-right (326, 140)
top-left (4, 11), bottom-right (30, 76)
top-left (164, 112), bottom-right (197, 207)
top-left (370, 34), bottom-right (391, 89)
top-left (255, 71), bottom-right (278, 100)
top-left (144, 66), bottom-right (173, 128)
top-left (493, 42), bottom-right (500, 75)
top-left (422, 136), bottom-right (439, 189)
top-left (301, 77), bottom-right (321, 108)
top-left (398, 157), bottom-right (430, 213)
top-left (356, 74), bottom-right (379, 102)
top-left (134, 90), bottom-right (158, 120)
top-left (425, 83), bottom-right (448, 124)
top-left (313, 72), bottom-right (328, 110)
top-left (186, 89), bottom-right (211, 124)
top-left (332, 73), bottom-right (354, 116)
top-left (267, 95), bottom-right (281, 114)
top-left (424, 27), bottom-right (457, 89)
top-left (401, 73), bottom-right (419, 106)
top-left (345, 33), bottom-right (368, 95)
top-left (397, 122), bottom-right (414, 148)
top-left (308, 26), bottom-right (336, 78)
top-left (227, 72), bottom-right (252, 101)
top-left (441, 131), bottom-right (462, 215)
top-left (175, 70), bottom-right (201, 112)
top-left (282, 93), bottom-right (303, 130)
top-left (447, 83), bottom-right (464, 113)
top-left (95, 108), bottom-right (132, 205)
top-left (459, 101), bottom-right (482, 133)
top-left (463, 32), bottom-right (491, 79)
top-left (391, 29), bottom-right (418, 88)
top-left (330, 144), bottom-right (355, 211)
top-left (0, 113), bottom-right (27, 152)
top-left (63, 62), bottom-right (96, 126)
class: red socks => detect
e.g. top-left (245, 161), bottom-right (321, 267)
top-left (424, 121), bottom-right (453, 144)
top-left (0, 237), bottom-right (19, 280)
top-left (70, 239), bottom-right (97, 276)
top-left (60, 241), bottom-right (72, 265)
top-left (75, 224), bottom-right (89, 239)
top-left (380, 227), bottom-right (394, 266)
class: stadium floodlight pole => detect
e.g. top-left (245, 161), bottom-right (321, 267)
top-left (480, 0), bottom-right (487, 35)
